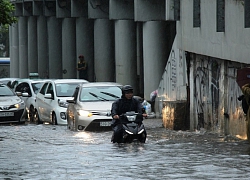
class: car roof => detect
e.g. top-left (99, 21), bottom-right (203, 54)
top-left (17, 79), bottom-right (48, 83)
top-left (80, 82), bottom-right (122, 87)
top-left (53, 79), bottom-right (89, 84)
top-left (0, 78), bottom-right (20, 83)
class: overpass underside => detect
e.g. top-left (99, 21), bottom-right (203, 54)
top-left (9, 0), bottom-right (176, 98)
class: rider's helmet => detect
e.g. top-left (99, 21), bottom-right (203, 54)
top-left (122, 85), bottom-right (133, 95)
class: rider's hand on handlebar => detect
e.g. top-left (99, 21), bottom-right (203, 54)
top-left (142, 113), bottom-right (148, 118)
top-left (113, 115), bottom-right (119, 119)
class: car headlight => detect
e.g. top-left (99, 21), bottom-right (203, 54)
top-left (14, 101), bottom-right (25, 109)
top-left (58, 100), bottom-right (68, 108)
top-left (77, 110), bottom-right (92, 117)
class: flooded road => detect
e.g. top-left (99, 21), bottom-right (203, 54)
top-left (1, 119), bottom-right (250, 180)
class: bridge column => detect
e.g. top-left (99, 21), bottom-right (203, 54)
top-left (115, 20), bottom-right (137, 92)
top-left (76, 18), bottom-right (94, 81)
top-left (18, 17), bottom-right (28, 78)
top-left (28, 16), bottom-right (38, 74)
top-left (37, 16), bottom-right (49, 78)
top-left (47, 16), bottom-right (62, 78)
top-left (10, 23), bottom-right (19, 78)
top-left (62, 18), bottom-right (76, 79)
top-left (143, 21), bottom-right (169, 100)
top-left (94, 19), bottom-right (114, 82)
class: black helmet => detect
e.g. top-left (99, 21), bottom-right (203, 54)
top-left (122, 85), bottom-right (133, 94)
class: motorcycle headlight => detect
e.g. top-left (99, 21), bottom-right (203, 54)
top-left (14, 101), bottom-right (25, 109)
top-left (58, 100), bottom-right (68, 108)
top-left (127, 115), bottom-right (136, 121)
top-left (77, 110), bottom-right (92, 117)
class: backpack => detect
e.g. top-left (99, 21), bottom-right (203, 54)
top-left (238, 95), bottom-right (249, 114)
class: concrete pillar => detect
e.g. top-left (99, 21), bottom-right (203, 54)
top-left (76, 18), bottom-right (94, 81)
top-left (37, 16), bottom-right (49, 78)
top-left (28, 16), bottom-right (38, 74)
top-left (62, 18), bottom-right (76, 79)
top-left (137, 22), bottom-right (144, 97)
top-left (10, 23), bottom-right (19, 78)
top-left (115, 20), bottom-right (137, 93)
top-left (47, 17), bottom-right (62, 79)
top-left (18, 17), bottom-right (28, 78)
top-left (94, 19), bottom-right (115, 82)
top-left (143, 21), bottom-right (169, 100)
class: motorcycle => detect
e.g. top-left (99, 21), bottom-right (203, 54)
top-left (111, 111), bottom-right (147, 143)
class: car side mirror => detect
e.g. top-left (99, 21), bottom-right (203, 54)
top-left (44, 93), bottom-right (52, 99)
top-left (16, 92), bottom-right (22, 96)
top-left (22, 92), bottom-right (30, 97)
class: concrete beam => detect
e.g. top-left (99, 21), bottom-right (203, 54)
top-left (71, 0), bottom-right (88, 17)
top-left (135, 0), bottom-right (165, 21)
top-left (33, 1), bottom-right (43, 16)
top-left (88, 0), bottom-right (109, 19)
top-left (44, 0), bottom-right (56, 17)
top-left (56, 0), bottom-right (71, 18)
top-left (23, 1), bottom-right (33, 16)
top-left (14, 3), bottom-right (23, 16)
top-left (109, 0), bottom-right (134, 20)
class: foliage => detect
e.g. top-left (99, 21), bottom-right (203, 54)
top-left (0, 0), bottom-right (17, 26)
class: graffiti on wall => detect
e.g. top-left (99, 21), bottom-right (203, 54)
top-left (193, 56), bottom-right (221, 130)
top-left (193, 55), bottom-right (246, 135)
top-left (171, 50), bottom-right (177, 91)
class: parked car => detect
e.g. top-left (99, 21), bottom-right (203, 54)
top-left (34, 79), bottom-right (89, 125)
top-left (66, 82), bottom-right (122, 131)
top-left (14, 79), bottom-right (47, 122)
top-left (0, 83), bottom-right (27, 124)
top-left (0, 78), bottom-right (20, 88)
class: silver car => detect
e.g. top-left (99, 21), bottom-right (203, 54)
top-left (0, 83), bottom-right (26, 124)
top-left (66, 82), bottom-right (122, 131)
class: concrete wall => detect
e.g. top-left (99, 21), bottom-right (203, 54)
top-left (158, 37), bottom-right (247, 137)
top-left (177, 0), bottom-right (250, 64)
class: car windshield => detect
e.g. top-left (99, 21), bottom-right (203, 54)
top-left (56, 83), bottom-right (80, 97)
top-left (0, 85), bottom-right (15, 96)
top-left (80, 86), bottom-right (121, 102)
top-left (31, 82), bottom-right (43, 94)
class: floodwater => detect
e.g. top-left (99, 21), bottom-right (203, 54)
top-left (0, 119), bottom-right (250, 180)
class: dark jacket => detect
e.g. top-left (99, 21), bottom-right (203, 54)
top-left (241, 83), bottom-right (250, 143)
top-left (111, 96), bottom-right (143, 117)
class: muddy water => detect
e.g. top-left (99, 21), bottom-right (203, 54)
top-left (0, 119), bottom-right (250, 180)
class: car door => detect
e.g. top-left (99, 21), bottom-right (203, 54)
top-left (16, 82), bottom-right (32, 106)
top-left (36, 82), bottom-right (49, 121)
top-left (43, 82), bottom-right (56, 121)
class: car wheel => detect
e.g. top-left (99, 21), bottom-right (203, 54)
top-left (29, 106), bottom-right (35, 122)
top-left (52, 113), bottom-right (57, 125)
top-left (34, 110), bottom-right (41, 125)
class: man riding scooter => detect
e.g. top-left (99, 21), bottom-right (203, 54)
top-left (111, 85), bottom-right (147, 143)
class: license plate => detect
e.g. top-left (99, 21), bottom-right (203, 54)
top-left (0, 112), bottom-right (14, 117)
top-left (100, 121), bottom-right (111, 127)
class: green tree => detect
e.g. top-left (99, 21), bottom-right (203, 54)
top-left (0, 0), bottom-right (17, 26)
top-left (0, 25), bottom-right (9, 56)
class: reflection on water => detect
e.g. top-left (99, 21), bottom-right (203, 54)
top-left (1, 124), bottom-right (250, 179)
top-left (112, 143), bottom-right (146, 154)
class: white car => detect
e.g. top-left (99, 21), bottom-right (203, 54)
top-left (14, 79), bottom-right (46, 122)
top-left (66, 82), bottom-right (122, 131)
top-left (34, 79), bottom-right (89, 125)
